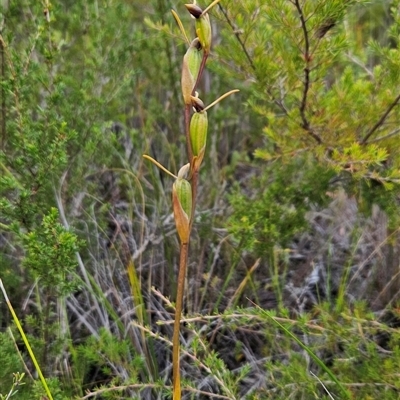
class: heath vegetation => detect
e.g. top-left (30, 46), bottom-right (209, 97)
top-left (0, 1), bottom-right (400, 399)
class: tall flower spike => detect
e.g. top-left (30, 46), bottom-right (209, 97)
top-left (185, 4), bottom-right (212, 54)
top-left (181, 38), bottom-right (202, 105)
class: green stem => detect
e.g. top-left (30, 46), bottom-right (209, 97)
top-left (172, 242), bottom-right (189, 400)
top-left (193, 53), bottom-right (208, 97)
top-left (185, 104), bottom-right (192, 162)
top-left (189, 169), bottom-right (198, 230)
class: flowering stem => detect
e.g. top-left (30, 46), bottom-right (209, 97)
top-left (185, 104), bottom-right (192, 162)
top-left (193, 53), bottom-right (208, 97)
top-left (172, 242), bottom-right (189, 400)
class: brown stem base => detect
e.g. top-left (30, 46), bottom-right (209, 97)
top-left (172, 242), bottom-right (189, 400)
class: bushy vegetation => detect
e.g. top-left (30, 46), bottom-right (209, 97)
top-left (0, 0), bottom-right (399, 399)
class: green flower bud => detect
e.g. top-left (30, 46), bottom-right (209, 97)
top-left (185, 4), bottom-right (212, 54)
top-left (181, 38), bottom-right (202, 104)
top-left (195, 13), bottom-right (211, 54)
top-left (190, 108), bottom-right (208, 170)
top-left (172, 178), bottom-right (192, 243)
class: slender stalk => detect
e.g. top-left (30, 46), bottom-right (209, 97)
top-left (189, 170), bottom-right (198, 231)
top-left (293, 0), bottom-right (322, 144)
top-left (185, 104), bottom-right (192, 162)
top-left (0, 279), bottom-right (54, 400)
top-left (360, 93), bottom-right (400, 145)
top-left (193, 53), bottom-right (208, 97)
top-left (172, 37), bottom-right (208, 400)
top-left (172, 242), bottom-right (189, 400)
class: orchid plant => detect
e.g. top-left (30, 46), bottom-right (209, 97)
top-left (143, 1), bottom-right (238, 398)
